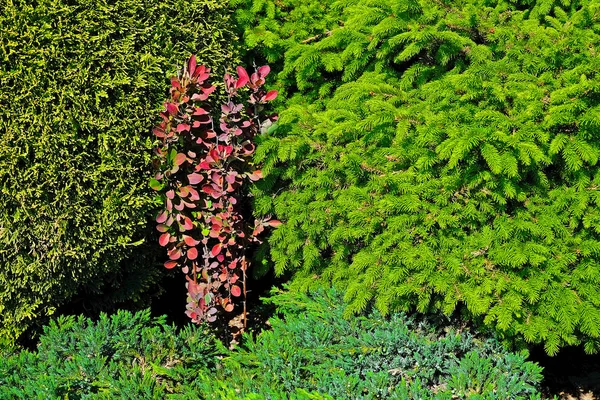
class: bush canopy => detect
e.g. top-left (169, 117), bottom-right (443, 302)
top-left (236, 0), bottom-right (600, 354)
top-left (0, 0), bottom-right (237, 342)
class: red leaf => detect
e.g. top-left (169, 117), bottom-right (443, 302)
top-left (194, 65), bottom-right (207, 79)
top-left (164, 260), bottom-right (178, 269)
top-left (187, 173), bottom-right (203, 184)
top-left (176, 123), bottom-right (190, 133)
top-left (188, 279), bottom-right (202, 299)
top-left (188, 55), bottom-right (197, 76)
top-left (248, 170), bottom-right (263, 181)
top-left (178, 186), bottom-right (190, 197)
top-left (253, 224), bottom-right (265, 236)
top-left (266, 219), bottom-right (282, 227)
top-left (264, 90), bottom-right (278, 101)
top-left (211, 243), bottom-right (222, 257)
top-left (156, 224), bottom-right (169, 232)
top-left (188, 247), bottom-right (198, 260)
top-left (231, 285), bottom-right (242, 297)
top-left (187, 187), bottom-right (200, 201)
top-left (183, 217), bottom-right (194, 231)
top-left (236, 66), bottom-right (249, 88)
top-left (193, 107), bottom-right (209, 116)
top-left (156, 211), bottom-right (168, 224)
top-left (166, 190), bottom-right (175, 199)
top-left (191, 93), bottom-right (207, 101)
top-left (202, 185), bottom-right (215, 195)
top-left (224, 303), bottom-right (234, 312)
top-left (159, 233), bottom-right (170, 247)
top-left (174, 153), bottom-right (186, 166)
top-left (169, 248), bottom-right (182, 260)
top-left (182, 200), bottom-right (196, 209)
top-left (166, 103), bottom-right (178, 115)
top-left (257, 65), bottom-right (270, 78)
top-left (184, 235), bottom-right (199, 246)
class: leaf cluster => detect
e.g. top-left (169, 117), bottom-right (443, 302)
top-left (151, 56), bottom-right (280, 323)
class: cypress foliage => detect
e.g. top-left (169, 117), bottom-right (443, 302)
top-left (0, 0), bottom-right (237, 342)
top-left (235, 0), bottom-right (600, 354)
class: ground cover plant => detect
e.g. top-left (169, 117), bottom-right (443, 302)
top-left (0, 0), bottom-right (237, 342)
top-left (235, 0), bottom-right (600, 354)
top-left (0, 289), bottom-right (544, 399)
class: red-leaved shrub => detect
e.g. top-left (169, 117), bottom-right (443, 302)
top-left (151, 55), bottom-right (280, 324)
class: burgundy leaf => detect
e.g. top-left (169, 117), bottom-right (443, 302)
top-left (188, 55), bottom-right (197, 76)
top-left (164, 260), bottom-right (178, 269)
top-left (166, 103), bottom-right (178, 115)
top-left (248, 170), bottom-right (263, 181)
top-left (176, 123), bottom-right (190, 133)
top-left (168, 248), bottom-right (182, 260)
top-left (159, 233), bottom-right (170, 247)
top-left (187, 247), bottom-right (198, 260)
top-left (183, 235), bottom-right (199, 246)
top-left (157, 224), bottom-right (169, 233)
top-left (153, 127), bottom-right (166, 138)
top-left (236, 66), bottom-right (249, 89)
top-left (188, 173), bottom-right (203, 184)
top-left (264, 90), bottom-right (278, 101)
top-left (211, 243), bottom-right (222, 257)
top-left (257, 65), bottom-right (270, 78)
top-left (187, 187), bottom-right (200, 201)
top-left (193, 107), bottom-right (209, 116)
top-left (182, 217), bottom-right (194, 231)
top-left (156, 211), bottom-right (168, 224)
top-left (174, 153), bottom-right (187, 166)
top-left (231, 285), bottom-right (242, 297)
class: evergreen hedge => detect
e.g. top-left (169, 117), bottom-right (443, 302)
top-left (235, 0), bottom-right (600, 354)
top-left (0, 0), bottom-right (237, 342)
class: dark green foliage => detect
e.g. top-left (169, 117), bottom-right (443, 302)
top-left (235, 0), bottom-right (600, 354)
top-left (0, 0), bottom-right (237, 341)
top-left (185, 288), bottom-right (544, 399)
top-left (0, 290), bottom-right (543, 399)
top-left (0, 309), bottom-right (219, 398)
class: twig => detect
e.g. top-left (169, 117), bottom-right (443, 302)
top-left (301, 30), bottom-right (333, 44)
top-left (242, 257), bottom-right (247, 329)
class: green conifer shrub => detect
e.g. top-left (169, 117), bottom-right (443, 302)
top-left (235, 0), bottom-right (600, 354)
top-left (0, 289), bottom-right (544, 399)
top-left (194, 288), bottom-right (544, 399)
top-left (0, 310), bottom-right (219, 398)
top-left (0, 0), bottom-right (237, 342)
